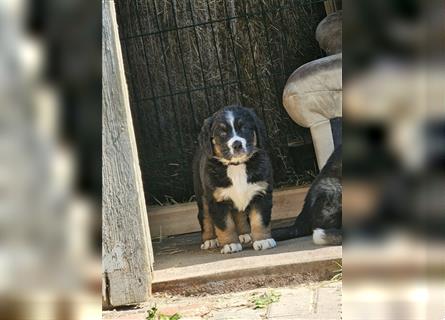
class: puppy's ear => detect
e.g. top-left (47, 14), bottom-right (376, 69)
top-left (247, 108), bottom-right (268, 149)
top-left (198, 116), bottom-right (214, 158)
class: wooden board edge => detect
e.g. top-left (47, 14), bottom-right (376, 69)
top-left (148, 186), bottom-right (309, 238)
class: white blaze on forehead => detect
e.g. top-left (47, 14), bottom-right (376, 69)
top-left (226, 111), bottom-right (235, 129)
top-left (226, 111), bottom-right (247, 154)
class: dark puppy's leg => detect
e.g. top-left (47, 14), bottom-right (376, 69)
top-left (292, 198), bottom-right (314, 237)
top-left (209, 201), bottom-right (242, 254)
top-left (248, 194), bottom-right (277, 250)
top-left (311, 191), bottom-right (342, 245)
top-left (199, 199), bottom-right (218, 249)
top-left (313, 228), bottom-right (342, 245)
top-left (232, 210), bottom-right (252, 244)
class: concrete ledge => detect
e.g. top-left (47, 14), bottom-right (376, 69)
top-left (152, 236), bottom-right (341, 295)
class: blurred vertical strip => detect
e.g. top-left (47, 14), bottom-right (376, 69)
top-left (343, 0), bottom-right (445, 319)
top-left (0, 0), bottom-right (101, 319)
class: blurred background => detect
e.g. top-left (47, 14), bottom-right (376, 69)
top-left (0, 0), bottom-right (101, 319)
top-left (343, 0), bottom-right (445, 318)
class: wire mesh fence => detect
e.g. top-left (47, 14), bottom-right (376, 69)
top-left (115, 0), bottom-right (327, 205)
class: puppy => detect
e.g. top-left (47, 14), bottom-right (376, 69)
top-left (193, 105), bottom-right (276, 254)
top-left (273, 145), bottom-right (342, 245)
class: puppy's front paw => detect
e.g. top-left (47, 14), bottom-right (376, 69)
top-left (201, 239), bottom-right (219, 249)
top-left (253, 238), bottom-right (277, 251)
top-left (238, 233), bottom-right (252, 244)
top-left (220, 243), bottom-right (242, 254)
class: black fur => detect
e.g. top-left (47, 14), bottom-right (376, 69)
top-left (198, 117), bottom-right (214, 158)
top-left (193, 105), bottom-right (274, 250)
top-left (273, 145), bottom-right (342, 245)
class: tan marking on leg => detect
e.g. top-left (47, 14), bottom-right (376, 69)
top-left (232, 210), bottom-right (251, 235)
top-left (249, 208), bottom-right (271, 241)
top-left (201, 201), bottom-right (216, 241)
top-left (215, 214), bottom-right (239, 246)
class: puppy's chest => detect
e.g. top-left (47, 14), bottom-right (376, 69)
top-left (213, 164), bottom-right (267, 211)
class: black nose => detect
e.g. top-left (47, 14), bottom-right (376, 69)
top-left (232, 140), bottom-right (242, 151)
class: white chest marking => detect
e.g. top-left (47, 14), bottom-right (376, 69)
top-left (214, 164), bottom-right (268, 211)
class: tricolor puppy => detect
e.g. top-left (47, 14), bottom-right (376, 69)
top-left (193, 105), bottom-right (276, 254)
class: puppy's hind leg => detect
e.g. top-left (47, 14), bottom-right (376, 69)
top-left (313, 228), bottom-right (342, 245)
top-left (199, 199), bottom-right (219, 249)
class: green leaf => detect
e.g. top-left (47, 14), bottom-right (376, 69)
top-left (146, 307), bottom-right (158, 320)
top-left (251, 291), bottom-right (281, 309)
top-left (146, 305), bottom-right (181, 320)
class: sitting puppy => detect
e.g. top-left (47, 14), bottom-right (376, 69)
top-left (193, 105), bottom-right (276, 254)
top-left (273, 145), bottom-right (342, 245)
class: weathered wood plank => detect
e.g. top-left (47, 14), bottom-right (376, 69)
top-left (148, 187), bottom-right (309, 238)
top-left (102, 0), bottom-right (153, 308)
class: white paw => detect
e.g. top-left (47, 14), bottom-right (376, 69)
top-left (220, 243), bottom-right (243, 254)
top-left (312, 228), bottom-right (327, 245)
top-left (253, 238), bottom-right (277, 251)
top-left (238, 233), bottom-right (252, 244)
top-left (201, 239), bottom-right (219, 249)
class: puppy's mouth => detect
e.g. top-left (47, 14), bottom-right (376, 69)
top-left (217, 149), bottom-right (255, 165)
top-left (229, 153), bottom-right (249, 164)
top-left (212, 136), bottom-right (256, 165)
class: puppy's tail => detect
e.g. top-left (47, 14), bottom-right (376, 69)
top-left (312, 228), bottom-right (342, 245)
top-left (271, 225), bottom-right (297, 241)
top-left (272, 201), bottom-right (313, 241)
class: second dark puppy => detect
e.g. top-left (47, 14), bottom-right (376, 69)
top-left (193, 105), bottom-right (276, 254)
top-left (273, 145), bottom-right (342, 245)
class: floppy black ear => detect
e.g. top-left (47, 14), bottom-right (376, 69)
top-left (247, 108), bottom-right (268, 149)
top-left (198, 116), bottom-right (214, 158)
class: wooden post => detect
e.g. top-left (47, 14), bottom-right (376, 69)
top-left (102, 0), bottom-right (153, 307)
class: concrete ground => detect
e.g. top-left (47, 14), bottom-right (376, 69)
top-left (152, 232), bottom-right (331, 270)
top-left (151, 233), bottom-right (341, 295)
top-left (104, 231), bottom-right (342, 319)
top-left (103, 280), bottom-right (342, 320)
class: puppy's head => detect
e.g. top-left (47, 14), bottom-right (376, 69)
top-left (199, 106), bottom-right (267, 164)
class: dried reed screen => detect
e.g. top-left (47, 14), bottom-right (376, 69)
top-left (115, 0), bottom-right (326, 205)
